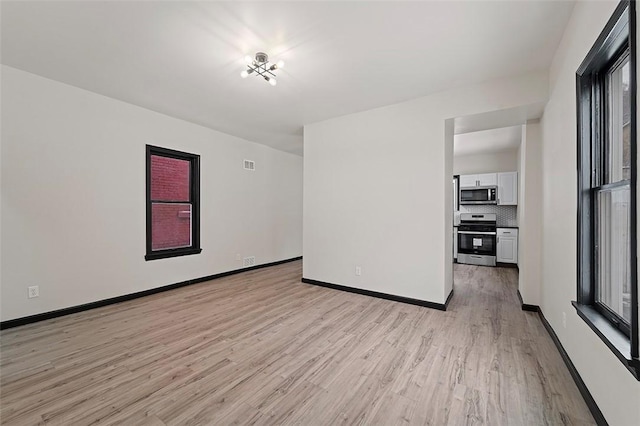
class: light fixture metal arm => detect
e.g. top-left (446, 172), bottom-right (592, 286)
top-left (240, 52), bottom-right (283, 85)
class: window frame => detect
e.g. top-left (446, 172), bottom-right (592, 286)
top-left (145, 145), bottom-right (201, 261)
top-left (575, 0), bottom-right (639, 380)
top-left (594, 49), bottom-right (632, 337)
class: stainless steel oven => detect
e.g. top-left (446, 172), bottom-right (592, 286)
top-left (457, 213), bottom-right (497, 266)
top-left (460, 186), bottom-right (497, 205)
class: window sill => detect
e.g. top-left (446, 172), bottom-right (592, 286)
top-left (572, 301), bottom-right (639, 380)
top-left (145, 247), bottom-right (202, 261)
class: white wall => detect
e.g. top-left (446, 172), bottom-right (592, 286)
top-left (541, 1), bottom-right (640, 425)
top-left (0, 65), bottom-right (3, 322)
top-left (517, 128), bottom-right (525, 234)
top-left (304, 71), bottom-right (548, 304)
top-left (517, 121), bottom-right (542, 306)
top-left (453, 150), bottom-right (518, 175)
top-left (444, 119), bottom-right (454, 298)
top-left (0, 66), bottom-right (303, 322)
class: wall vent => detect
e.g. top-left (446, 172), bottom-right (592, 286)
top-left (243, 159), bottom-right (255, 171)
top-left (243, 256), bottom-right (256, 267)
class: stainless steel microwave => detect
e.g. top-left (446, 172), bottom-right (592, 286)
top-left (460, 186), bottom-right (497, 205)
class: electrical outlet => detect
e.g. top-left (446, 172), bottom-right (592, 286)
top-left (236, 253), bottom-right (241, 261)
top-left (562, 312), bottom-right (567, 329)
top-left (28, 286), bottom-right (39, 299)
top-left (355, 266), bottom-right (362, 276)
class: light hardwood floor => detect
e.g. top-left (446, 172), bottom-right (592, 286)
top-left (1, 261), bottom-right (595, 425)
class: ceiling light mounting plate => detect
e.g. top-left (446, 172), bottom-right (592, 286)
top-left (254, 52), bottom-right (268, 64)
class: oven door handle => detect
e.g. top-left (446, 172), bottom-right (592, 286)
top-left (458, 231), bottom-right (496, 235)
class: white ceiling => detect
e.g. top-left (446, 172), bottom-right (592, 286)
top-left (0, 1), bottom-right (575, 155)
top-left (454, 125), bottom-right (523, 156)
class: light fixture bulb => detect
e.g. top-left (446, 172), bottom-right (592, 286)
top-left (276, 60), bottom-right (285, 69)
top-left (240, 70), bottom-right (249, 78)
top-left (244, 55), bottom-right (253, 64)
top-left (269, 78), bottom-right (277, 86)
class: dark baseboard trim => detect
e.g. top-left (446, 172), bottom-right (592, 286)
top-left (496, 262), bottom-right (519, 269)
top-left (522, 303), bottom-right (540, 312)
top-left (301, 277), bottom-right (453, 311)
top-left (516, 289), bottom-right (540, 312)
top-left (444, 288), bottom-right (454, 308)
top-left (537, 309), bottom-right (608, 426)
top-left (0, 256), bottom-right (303, 330)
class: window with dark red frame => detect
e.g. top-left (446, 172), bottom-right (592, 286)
top-left (146, 145), bottom-right (201, 261)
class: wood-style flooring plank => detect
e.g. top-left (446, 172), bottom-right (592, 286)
top-left (0, 261), bottom-right (595, 425)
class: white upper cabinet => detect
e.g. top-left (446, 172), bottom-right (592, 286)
top-left (459, 173), bottom-right (497, 188)
top-left (477, 173), bottom-right (498, 186)
top-left (459, 174), bottom-right (479, 188)
top-left (497, 172), bottom-right (518, 205)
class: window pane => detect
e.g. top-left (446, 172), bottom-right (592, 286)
top-left (596, 184), bottom-right (631, 323)
top-left (150, 155), bottom-right (190, 202)
top-left (151, 203), bottom-right (192, 251)
top-left (606, 57), bottom-right (631, 183)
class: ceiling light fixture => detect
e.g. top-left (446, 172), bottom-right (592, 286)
top-left (240, 52), bottom-right (284, 86)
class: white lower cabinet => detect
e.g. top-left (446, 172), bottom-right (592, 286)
top-left (496, 228), bottom-right (518, 263)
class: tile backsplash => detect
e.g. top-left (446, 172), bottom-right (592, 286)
top-left (457, 205), bottom-right (517, 227)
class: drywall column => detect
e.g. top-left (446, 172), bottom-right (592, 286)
top-left (444, 119), bottom-right (455, 298)
top-left (517, 125), bottom-right (526, 270)
top-left (518, 121), bottom-right (542, 306)
top-left (303, 110), bottom-right (445, 303)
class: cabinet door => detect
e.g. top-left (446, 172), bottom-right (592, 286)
top-left (497, 172), bottom-right (518, 205)
top-left (497, 236), bottom-right (518, 263)
top-left (459, 174), bottom-right (478, 188)
top-left (477, 173), bottom-right (497, 186)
